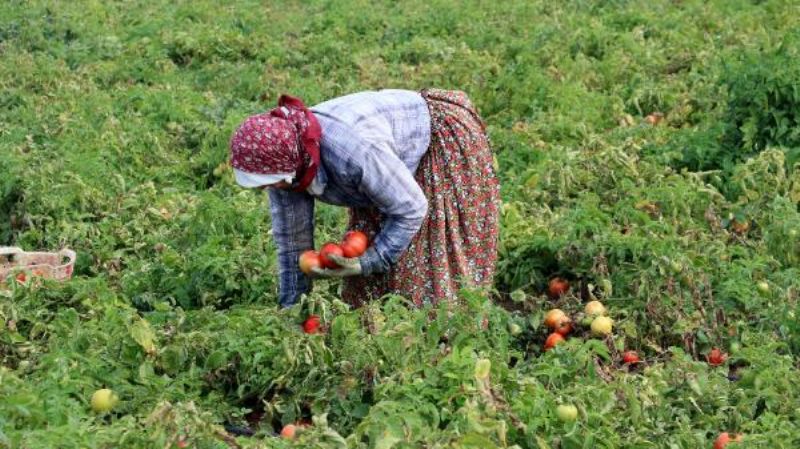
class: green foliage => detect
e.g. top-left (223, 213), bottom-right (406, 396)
top-left (721, 37), bottom-right (800, 157)
top-left (2, 0), bottom-right (800, 448)
top-left (0, 154), bottom-right (22, 244)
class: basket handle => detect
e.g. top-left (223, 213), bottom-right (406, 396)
top-left (0, 247), bottom-right (23, 255)
top-left (59, 248), bottom-right (77, 265)
top-left (0, 247), bottom-right (23, 268)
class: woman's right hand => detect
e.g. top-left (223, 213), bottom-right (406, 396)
top-left (311, 254), bottom-right (362, 278)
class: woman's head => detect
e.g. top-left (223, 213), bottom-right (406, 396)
top-left (229, 95), bottom-right (322, 191)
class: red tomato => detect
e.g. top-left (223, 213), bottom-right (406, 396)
top-left (544, 332), bottom-right (565, 351)
top-left (713, 432), bottom-right (742, 449)
top-left (342, 230), bottom-right (368, 254)
top-left (319, 243), bottom-right (344, 269)
top-left (622, 351), bottom-right (640, 364)
top-left (280, 424), bottom-right (297, 440)
top-left (303, 315), bottom-right (321, 334)
top-left (15, 272), bottom-right (27, 284)
top-left (547, 277), bottom-right (570, 299)
top-left (298, 250), bottom-right (322, 275)
top-left (554, 319), bottom-right (573, 336)
top-left (706, 348), bottom-right (728, 367)
top-left (645, 112), bottom-right (664, 125)
top-left (341, 231), bottom-right (369, 258)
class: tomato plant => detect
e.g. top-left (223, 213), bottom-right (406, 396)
top-left (3, 1), bottom-right (800, 448)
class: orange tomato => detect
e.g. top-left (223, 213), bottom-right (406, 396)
top-left (298, 250), bottom-right (322, 275)
top-left (280, 424), bottom-right (297, 440)
top-left (713, 432), bottom-right (742, 449)
top-left (544, 332), bottom-right (565, 351)
top-left (544, 309), bottom-right (567, 330)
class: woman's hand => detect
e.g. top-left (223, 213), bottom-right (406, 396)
top-left (311, 254), bottom-right (362, 278)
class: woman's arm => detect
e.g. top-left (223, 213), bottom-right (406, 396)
top-left (355, 143), bottom-right (428, 276)
top-left (267, 188), bottom-right (315, 307)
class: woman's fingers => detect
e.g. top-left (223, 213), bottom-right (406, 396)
top-left (328, 254), bottom-right (356, 266)
top-left (310, 267), bottom-right (331, 277)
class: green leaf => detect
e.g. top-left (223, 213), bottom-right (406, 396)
top-left (204, 350), bottom-right (227, 370)
top-left (129, 318), bottom-right (156, 353)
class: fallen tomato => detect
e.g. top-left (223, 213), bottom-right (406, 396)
top-left (90, 388), bottom-right (119, 413)
top-left (713, 432), bottom-right (743, 449)
top-left (590, 316), bottom-right (613, 336)
top-left (730, 218), bottom-right (750, 235)
top-left (706, 348), bottom-right (727, 366)
top-left (544, 332), bottom-right (565, 351)
top-left (474, 358), bottom-right (491, 380)
top-left (584, 300), bottom-right (606, 317)
top-left (554, 319), bottom-right (573, 336)
top-left (547, 277), bottom-right (570, 299)
top-left (555, 404), bottom-right (578, 422)
top-left (622, 351), bottom-right (640, 364)
top-left (544, 309), bottom-right (567, 330)
top-left (280, 424), bottom-right (297, 440)
top-left (645, 112), bottom-right (664, 125)
top-left (303, 315), bottom-right (322, 334)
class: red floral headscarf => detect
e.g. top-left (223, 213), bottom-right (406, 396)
top-left (229, 95), bottom-right (321, 192)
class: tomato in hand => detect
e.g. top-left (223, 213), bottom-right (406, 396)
top-left (341, 230), bottom-right (369, 258)
top-left (298, 250), bottom-right (323, 275)
top-left (319, 243), bottom-right (344, 269)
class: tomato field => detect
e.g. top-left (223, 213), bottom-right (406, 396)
top-left (2, 0), bottom-right (800, 447)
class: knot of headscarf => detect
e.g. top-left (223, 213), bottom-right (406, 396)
top-left (229, 94), bottom-right (321, 192)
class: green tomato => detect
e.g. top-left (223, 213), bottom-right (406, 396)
top-left (600, 278), bottom-right (613, 297)
top-left (91, 388), bottom-right (119, 413)
top-left (591, 316), bottom-right (613, 336)
top-left (474, 359), bottom-right (491, 380)
top-left (556, 404), bottom-right (578, 422)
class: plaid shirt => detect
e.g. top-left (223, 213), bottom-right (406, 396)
top-left (268, 90), bottom-right (432, 307)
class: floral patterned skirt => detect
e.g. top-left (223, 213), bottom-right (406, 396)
top-left (341, 89), bottom-right (500, 308)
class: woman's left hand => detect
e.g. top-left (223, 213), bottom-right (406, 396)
top-left (311, 254), bottom-right (362, 278)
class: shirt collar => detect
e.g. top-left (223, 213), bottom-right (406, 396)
top-left (306, 163), bottom-right (327, 196)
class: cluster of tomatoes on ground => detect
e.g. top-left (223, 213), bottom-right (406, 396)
top-left (537, 277), bottom-right (620, 353)
top-left (539, 278), bottom-right (730, 366)
top-left (537, 278), bottom-right (740, 447)
top-left (297, 230), bottom-right (369, 274)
